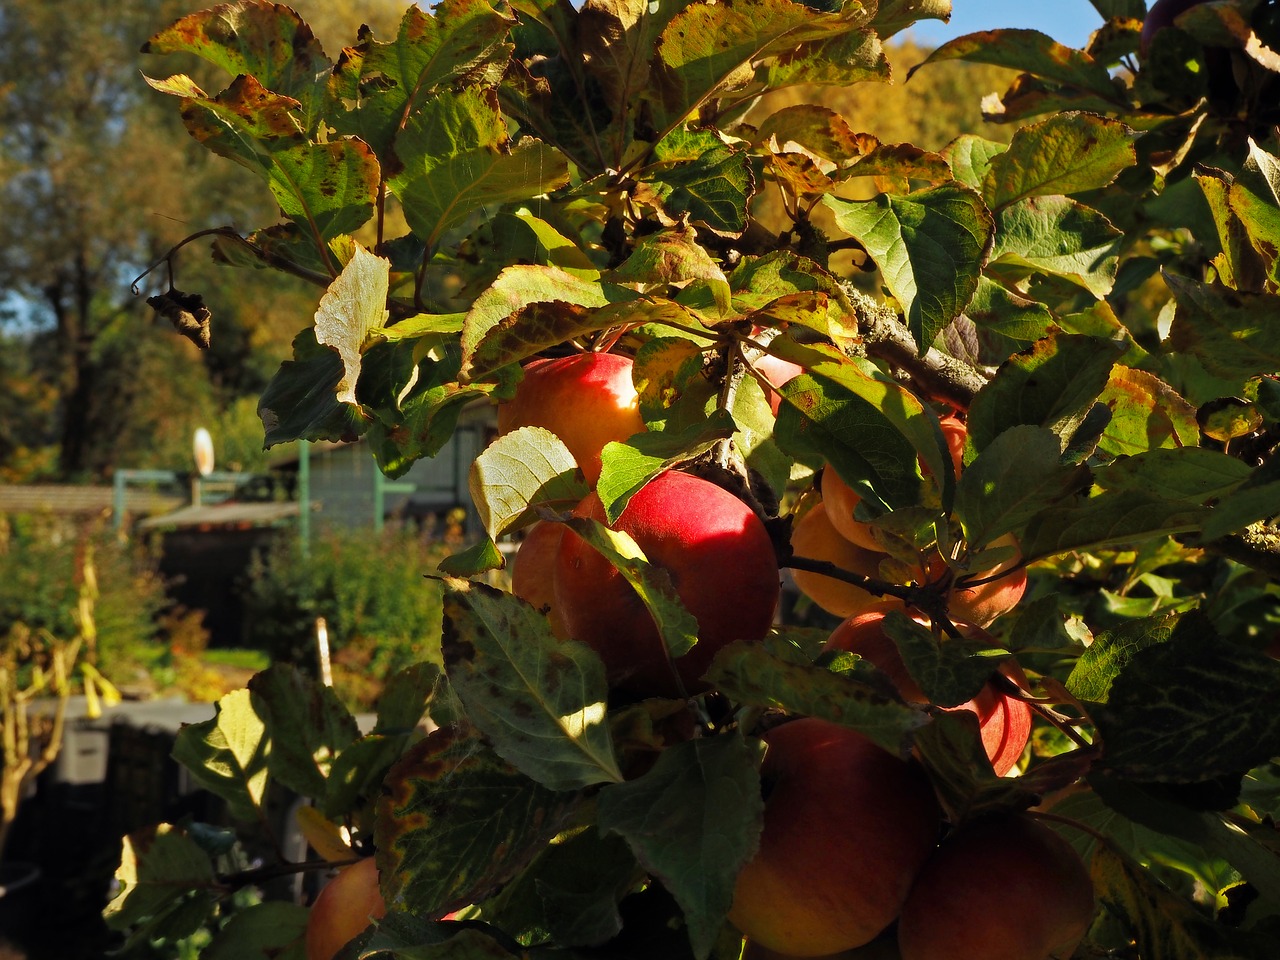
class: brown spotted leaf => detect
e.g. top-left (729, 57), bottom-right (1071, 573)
top-left (441, 578), bottom-right (624, 791)
top-left (375, 727), bottom-right (576, 916)
top-left (908, 29), bottom-right (1118, 100)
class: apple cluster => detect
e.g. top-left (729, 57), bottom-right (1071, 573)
top-left (496, 351), bottom-right (1092, 959)
top-left (505, 352), bottom-right (782, 699)
top-left (792, 414), bottom-right (1027, 629)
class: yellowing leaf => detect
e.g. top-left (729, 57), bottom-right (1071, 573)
top-left (314, 243), bottom-right (390, 405)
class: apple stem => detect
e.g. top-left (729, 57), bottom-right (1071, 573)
top-left (1026, 809), bottom-right (1111, 847)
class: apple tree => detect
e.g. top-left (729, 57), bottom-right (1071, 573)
top-left (106, 0), bottom-right (1280, 957)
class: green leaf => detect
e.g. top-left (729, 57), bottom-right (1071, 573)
top-left (653, 0), bottom-right (871, 126)
top-left (966, 332), bottom-right (1126, 455)
top-left (954, 425), bottom-right (1085, 548)
top-left (982, 112), bottom-right (1137, 210)
top-left (910, 711), bottom-right (1060, 824)
top-left (963, 277), bottom-right (1055, 342)
top-left (464, 300), bottom-right (635, 385)
top-left (869, 0), bottom-right (954, 38)
top-left (480, 828), bottom-right (639, 947)
top-left (596, 410), bottom-right (738, 524)
top-left (611, 227), bottom-right (732, 312)
top-left (1231, 140), bottom-right (1280, 287)
top-left (1021, 489), bottom-right (1209, 561)
top-left (389, 87), bottom-right (570, 252)
top-left (555, 515), bottom-right (701, 661)
top-left (328, 0), bottom-right (516, 160)
top-left (577, 0), bottom-right (684, 120)
top-left (774, 369), bottom-right (927, 514)
top-left (705, 641), bottom-right (929, 758)
top-left (171, 688), bottom-right (271, 822)
top-left (1094, 627), bottom-right (1280, 782)
top-left (1165, 274), bottom-right (1280, 381)
top-left (823, 183), bottom-right (993, 351)
top-left (989, 195), bottom-right (1123, 297)
top-left (908, 29), bottom-right (1118, 99)
top-left (882, 613), bottom-right (1012, 709)
top-left (266, 139), bottom-right (381, 244)
top-left (633, 336), bottom-right (717, 431)
top-left (597, 734), bottom-right (764, 960)
top-left (202, 901), bottom-right (308, 960)
top-left (1095, 366), bottom-right (1200, 458)
top-left (1202, 458), bottom-right (1280, 540)
top-left (376, 728), bottom-right (577, 916)
top-left (314, 244), bottom-right (390, 405)
top-left (1091, 839), bottom-right (1245, 960)
top-left (1091, 448), bottom-right (1253, 504)
top-left (258, 329), bottom-right (369, 447)
top-left (469, 426), bottom-right (587, 540)
top-left (460, 266), bottom-right (612, 380)
top-left (247, 664), bottom-right (360, 800)
top-left (941, 135), bottom-right (1008, 193)
top-left (105, 824), bottom-right (215, 931)
top-left (646, 145), bottom-right (755, 238)
top-left (1065, 613), bottom-right (1180, 704)
top-left (1088, 775), bottom-right (1280, 922)
top-left (144, 1), bottom-right (331, 131)
top-left (436, 537), bottom-right (508, 579)
top-left (440, 578), bottom-right (624, 790)
top-left (359, 917), bottom-right (520, 958)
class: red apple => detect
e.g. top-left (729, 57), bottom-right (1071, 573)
top-left (824, 608), bottom-right (1032, 776)
top-left (497, 352), bottom-right (646, 486)
top-left (934, 535), bottom-right (1027, 628)
top-left (729, 718), bottom-right (942, 956)
top-left (756, 352), bottom-right (804, 415)
top-left (897, 814), bottom-right (1094, 960)
top-left (306, 857), bottom-right (387, 960)
top-left (1140, 0), bottom-right (1210, 55)
top-left (555, 470), bottom-right (780, 697)
top-left (821, 415), bottom-right (966, 550)
top-left (789, 502), bottom-right (892, 619)
top-left (510, 520), bottom-right (568, 637)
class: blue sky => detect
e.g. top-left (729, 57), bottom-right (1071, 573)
top-left (904, 1), bottom-right (1107, 51)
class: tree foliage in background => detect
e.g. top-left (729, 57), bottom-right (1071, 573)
top-left (92, 0), bottom-right (1280, 958)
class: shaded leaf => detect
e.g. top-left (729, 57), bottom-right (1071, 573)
top-left (1165, 274), bottom-right (1280, 380)
top-left (1094, 627), bottom-right (1280, 782)
top-left (955, 425), bottom-right (1085, 547)
top-left (597, 734), bottom-right (764, 960)
top-left (963, 277), bottom-right (1054, 342)
top-left (1021, 489), bottom-right (1209, 561)
top-left (247, 664), bottom-right (360, 800)
top-left (706, 641), bottom-right (930, 759)
top-left (883, 613), bottom-right (1013, 709)
top-left (202, 901), bottom-right (308, 960)
top-left (646, 145), bottom-right (755, 239)
top-left (376, 727), bottom-right (576, 916)
top-left (258, 329), bottom-right (368, 447)
top-left (908, 29), bottom-right (1117, 99)
top-left (441, 578), bottom-right (623, 790)
top-left (966, 332), bottom-right (1126, 455)
top-left (105, 824), bottom-right (215, 932)
top-left (1091, 448), bottom-right (1253, 504)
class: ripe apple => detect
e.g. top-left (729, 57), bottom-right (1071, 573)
top-left (1140, 0), bottom-right (1210, 55)
top-left (555, 470), bottom-right (780, 697)
top-left (306, 857), bottom-right (386, 960)
top-left (824, 608), bottom-right (1031, 776)
top-left (729, 718), bottom-right (941, 956)
top-left (897, 814), bottom-right (1094, 960)
top-left (755, 352), bottom-right (803, 415)
top-left (511, 520), bottom-right (568, 637)
top-left (935, 535), bottom-right (1027, 627)
top-left (789, 502), bottom-right (892, 619)
top-left (497, 352), bottom-right (646, 486)
top-left (821, 414), bottom-right (966, 550)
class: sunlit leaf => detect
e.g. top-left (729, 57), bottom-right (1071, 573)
top-left (314, 243), bottom-right (390, 405)
top-left (171, 689), bottom-right (270, 823)
top-left (823, 183), bottom-right (993, 351)
top-left (441, 578), bottom-right (624, 790)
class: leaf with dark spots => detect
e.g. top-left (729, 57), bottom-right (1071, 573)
top-left (441, 578), bottom-right (624, 791)
top-left (376, 727), bottom-right (576, 918)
